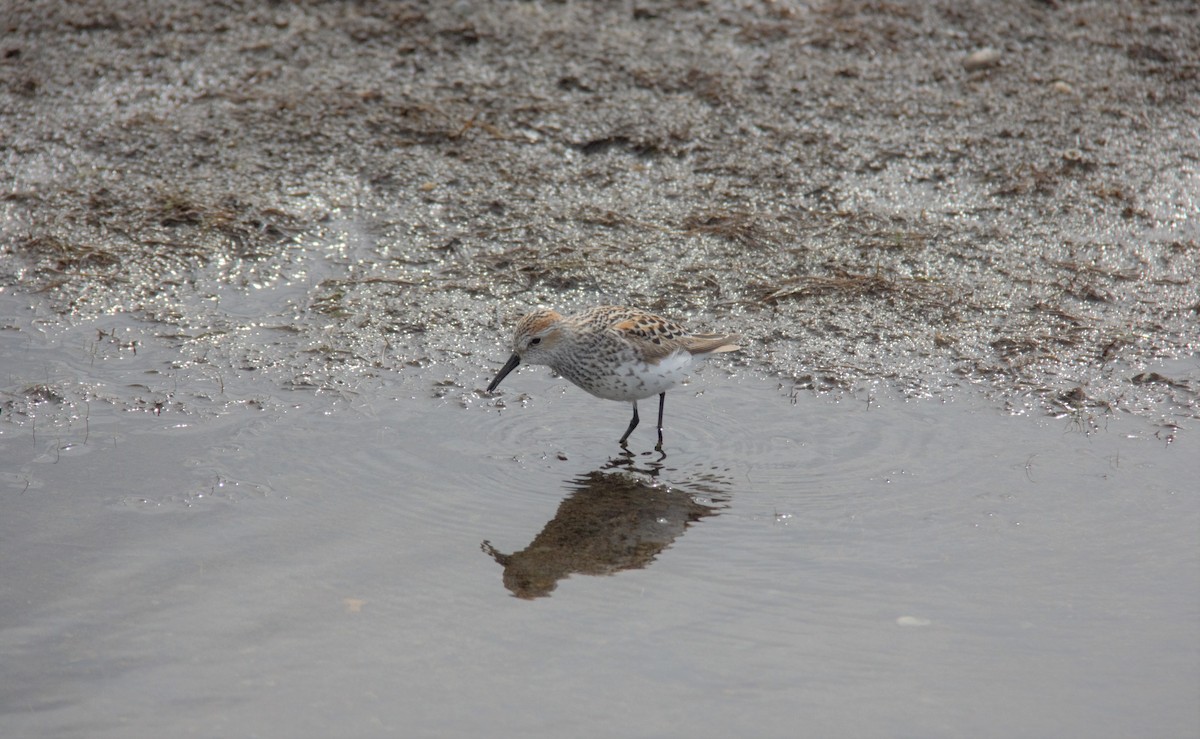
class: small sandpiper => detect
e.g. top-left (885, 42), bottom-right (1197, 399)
top-left (486, 306), bottom-right (740, 449)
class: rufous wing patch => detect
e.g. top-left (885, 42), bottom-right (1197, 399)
top-left (611, 319), bottom-right (677, 361)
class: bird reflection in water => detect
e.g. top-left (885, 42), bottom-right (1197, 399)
top-left (481, 455), bottom-right (730, 599)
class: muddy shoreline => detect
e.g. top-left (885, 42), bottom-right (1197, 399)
top-left (2, 0), bottom-right (1197, 427)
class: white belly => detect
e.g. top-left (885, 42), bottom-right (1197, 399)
top-left (580, 350), bottom-right (696, 401)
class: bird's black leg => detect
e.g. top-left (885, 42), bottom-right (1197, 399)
top-left (619, 400), bottom-right (639, 446)
top-left (655, 392), bottom-right (666, 450)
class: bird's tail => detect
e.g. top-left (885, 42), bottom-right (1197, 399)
top-left (685, 334), bottom-right (741, 355)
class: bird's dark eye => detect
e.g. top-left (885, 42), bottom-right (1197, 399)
top-left (529, 337), bottom-right (542, 345)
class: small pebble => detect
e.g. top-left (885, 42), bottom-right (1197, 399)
top-left (963, 47), bottom-right (1001, 71)
top-left (897, 616), bottom-right (932, 627)
top-left (1051, 80), bottom-right (1074, 95)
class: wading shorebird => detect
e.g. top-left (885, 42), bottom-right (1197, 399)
top-left (486, 306), bottom-right (740, 449)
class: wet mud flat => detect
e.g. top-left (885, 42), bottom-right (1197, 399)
top-left (1, 0), bottom-right (1196, 421)
top-left (1, 1), bottom-right (1198, 737)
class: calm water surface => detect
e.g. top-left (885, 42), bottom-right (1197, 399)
top-left (1, 318), bottom-right (1197, 738)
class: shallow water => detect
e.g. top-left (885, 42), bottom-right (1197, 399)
top-left (2, 310), bottom-right (1196, 738)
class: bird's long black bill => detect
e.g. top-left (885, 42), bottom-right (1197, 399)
top-left (487, 353), bottom-right (522, 393)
